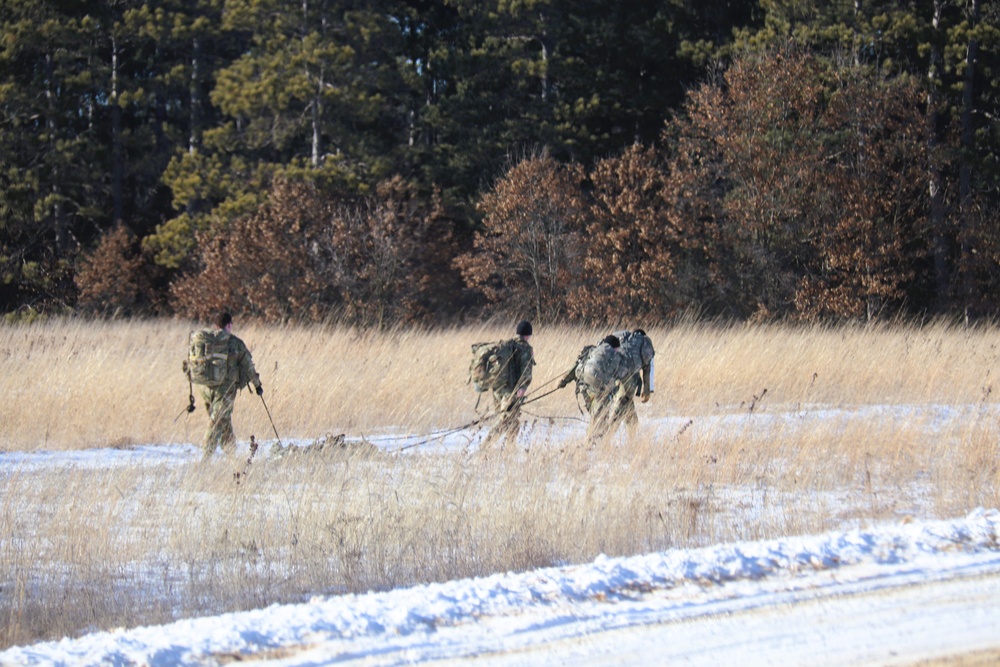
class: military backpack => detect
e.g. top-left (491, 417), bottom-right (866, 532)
top-left (469, 339), bottom-right (519, 392)
top-left (581, 343), bottom-right (622, 390)
top-left (615, 330), bottom-right (655, 372)
top-left (184, 329), bottom-right (230, 388)
top-left (572, 344), bottom-right (596, 385)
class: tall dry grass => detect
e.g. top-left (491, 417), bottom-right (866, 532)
top-left (1, 317), bottom-right (999, 650)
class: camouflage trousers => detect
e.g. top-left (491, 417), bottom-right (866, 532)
top-left (583, 379), bottom-right (639, 441)
top-left (201, 383), bottom-right (239, 458)
top-left (485, 390), bottom-right (523, 447)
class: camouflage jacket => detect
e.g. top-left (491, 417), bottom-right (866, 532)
top-left (223, 332), bottom-right (261, 391)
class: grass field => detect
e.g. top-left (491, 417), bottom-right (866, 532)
top-left (1, 317), bottom-right (998, 649)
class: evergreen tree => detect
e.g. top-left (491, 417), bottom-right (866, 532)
top-left (0, 0), bottom-right (109, 311)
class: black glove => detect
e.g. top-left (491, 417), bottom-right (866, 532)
top-left (186, 395), bottom-right (196, 412)
top-left (256, 385), bottom-right (264, 396)
top-left (558, 378), bottom-right (570, 389)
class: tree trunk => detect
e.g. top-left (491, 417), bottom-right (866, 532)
top-left (959, 0), bottom-right (980, 319)
top-left (927, 0), bottom-right (949, 313)
top-left (112, 35), bottom-right (124, 226)
top-left (46, 53), bottom-right (68, 253)
top-left (312, 79), bottom-right (322, 167)
top-left (189, 36), bottom-right (202, 155)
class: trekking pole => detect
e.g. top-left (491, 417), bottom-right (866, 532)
top-left (252, 384), bottom-right (282, 447)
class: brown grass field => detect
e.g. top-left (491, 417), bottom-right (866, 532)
top-left (1, 317), bottom-right (998, 649)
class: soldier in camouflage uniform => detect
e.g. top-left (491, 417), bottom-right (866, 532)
top-left (560, 329), bottom-right (654, 440)
top-left (487, 320), bottom-right (535, 446)
top-left (606, 329), bottom-right (655, 432)
top-left (576, 334), bottom-right (628, 440)
top-left (200, 312), bottom-right (263, 459)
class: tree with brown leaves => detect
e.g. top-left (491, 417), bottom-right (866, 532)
top-left (570, 144), bottom-right (682, 320)
top-left (455, 153), bottom-right (587, 323)
top-left (75, 224), bottom-right (158, 317)
top-left (318, 177), bottom-right (452, 329)
top-left (170, 178), bottom-right (333, 323)
top-left (171, 176), bottom-right (448, 328)
top-left (664, 46), bottom-right (927, 321)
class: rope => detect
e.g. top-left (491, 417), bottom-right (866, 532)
top-left (390, 365), bottom-right (577, 452)
top-left (264, 365), bottom-right (581, 456)
top-left (391, 417), bottom-right (490, 452)
top-left (520, 407), bottom-right (587, 423)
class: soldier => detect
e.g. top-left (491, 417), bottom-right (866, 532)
top-left (608, 328), bottom-right (655, 430)
top-left (486, 320), bottom-right (535, 446)
top-left (561, 329), bottom-right (655, 439)
top-left (198, 311), bottom-right (263, 459)
top-left (578, 334), bottom-right (627, 440)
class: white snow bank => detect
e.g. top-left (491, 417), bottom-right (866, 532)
top-left (2, 509), bottom-right (999, 667)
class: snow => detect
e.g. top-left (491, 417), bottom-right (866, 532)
top-left (2, 502), bottom-right (999, 664)
top-left (3, 408), bottom-right (1000, 665)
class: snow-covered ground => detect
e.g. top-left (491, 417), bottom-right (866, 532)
top-left (2, 406), bottom-right (1000, 666)
top-left (1, 509), bottom-right (999, 666)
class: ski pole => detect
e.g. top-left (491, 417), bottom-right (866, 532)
top-left (256, 390), bottom-right (282, 447)
top-left (260, 396), bottom-right (281, 445)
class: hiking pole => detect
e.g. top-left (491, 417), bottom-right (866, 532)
top-left (259, 395), bottom-right (282, 446)
top-left (255, 387), bottom-right (283, 447)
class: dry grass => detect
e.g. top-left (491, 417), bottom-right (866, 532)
top-left (1, 317), bottom-right (999, 649)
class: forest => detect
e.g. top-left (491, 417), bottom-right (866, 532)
top-left (2, 0), bottom-right (998, 326)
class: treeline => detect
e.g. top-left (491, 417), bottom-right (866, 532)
top-left (2, 1), bottom-right (999, 325)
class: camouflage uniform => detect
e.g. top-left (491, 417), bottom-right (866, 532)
top-left (607, 330), bottom-right (655, 432)
top-left (200, 330), bottom-right (261, 458)
top-left (489, 337), bottom-right (534, 445)
top-left (562, 331), bottom-right (654, 440)
top-left (575, 339), bottom-right (628, 440)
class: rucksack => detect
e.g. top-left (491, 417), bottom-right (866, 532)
top-left (184, 329), bottom-right (230, 388)
top-left (572, 344), bottom-right (596, 385)
top-left (581, 343), bottom-right (622, 390)
top-left (615, 330), bottom-right (655, 374)
top-left (469, 339), bottom-right (519, 392)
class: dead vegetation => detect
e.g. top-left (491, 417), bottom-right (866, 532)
top-left (1, 317), bottom-right (998, 650)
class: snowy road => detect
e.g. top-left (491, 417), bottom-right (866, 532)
top-left (242, 563), bottom-right (1000, 667)
top-left (3, 512), bottom-right (1000, 666)
top-left (452, 566), bottom-right (1000, 666)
